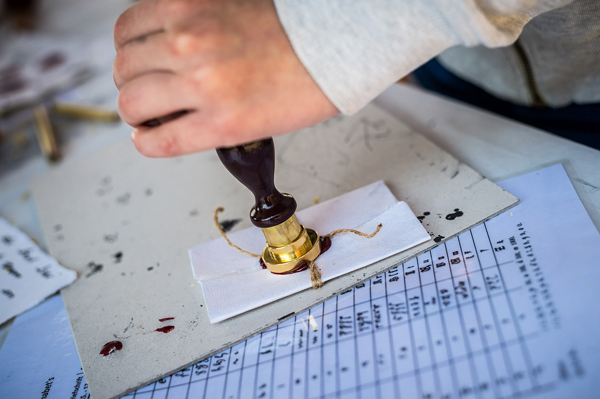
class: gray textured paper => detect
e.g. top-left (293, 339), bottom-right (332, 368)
top-left (32, 104), bottom-right (518, 399)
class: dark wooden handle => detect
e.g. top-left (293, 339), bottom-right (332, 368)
top-left (216, 138), bottom-right (297, 228)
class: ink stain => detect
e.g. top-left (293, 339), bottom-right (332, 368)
top-left (189, 209), bottom-right (199, 216)
top-left (116, 193), bottom-right (131, 205)
top-left (96, 177), bottom-right (113, 197)
top-left (85, 262), bottom-right (103, 278)
top-left (113, 251), bottom-right (123, 264)
top-left (219, 218), bottom-right (242, 233)
top-left (417, 212), bottom-right (431, 223)
top-left (145, 188), bottom-right (153, 196)
top-left (159, 317), bottom-right (175, 322)
top-left (445, 209), bottom-right (464, 221)
top-left (156, 326), bottom-right (175, 333)
top-left (54, 224), bottom-right (62, 232)
top-left (147, 266), bottom-right (153, 271)
top-left (100, 340), bottom-right (123, 356)
top-left (434, 235), bottom-right (445, 243)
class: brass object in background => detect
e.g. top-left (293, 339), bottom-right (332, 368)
top-left (52, 103), bottom-right (120, 123)
top-left (33, 105), bottom-right (60, 162)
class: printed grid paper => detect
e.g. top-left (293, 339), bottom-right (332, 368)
top-left (0, 218), bottom-right (76, 324)
top-left (122, 164), bottom-right (600, 398)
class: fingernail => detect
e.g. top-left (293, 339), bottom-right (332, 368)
top-left (131, 129), bottom-right (137, 140)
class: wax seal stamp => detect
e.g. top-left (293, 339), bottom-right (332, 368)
top-left (216, 138), bottom-right (321, 273)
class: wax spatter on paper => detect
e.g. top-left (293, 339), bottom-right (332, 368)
top-left (116, 192), bottom-right (131, 205)
top-left (433, 235), bottom-right (445, 243)
top-left (52, 224), bottom-right (65, 241)
top-left (100, 340), bottom-right (123, 357)
top-left (159, 317), bottom-right (175, 322)
top-left (104, 233), bottom-right (118, 243)
top-left (113, 252), bottom-right (123, 264)
top-left (445, 208), bottom-right (464, 221)
top-left (417, 211), bottom-right (431, 223)
top-left (156, 326), bottom-right (175, 334)
top-left (122, 318), bottom-right (134, 334)
top-left (219, 219), bottom-right (242, 234)
top-left (85, 262), bottom-right (103, 278)
top-left (147, 262), bottom-right (159, 272)
top-left (96, 176), bottom-right (113, 197)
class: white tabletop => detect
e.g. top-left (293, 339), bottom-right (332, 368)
top-left (376, 84), bottom-right (600, 231)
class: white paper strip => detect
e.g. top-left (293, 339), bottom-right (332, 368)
top-left (190, 181), bottom-right (431, 323)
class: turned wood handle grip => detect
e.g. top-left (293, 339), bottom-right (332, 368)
top-left (216, 138), bottom-right (297, 228)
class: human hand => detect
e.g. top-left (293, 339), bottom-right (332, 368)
top-left (113, 0), bottom-right (338, 157)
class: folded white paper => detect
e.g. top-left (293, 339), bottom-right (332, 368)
top-left (0, 218), bottom-right (77, 325)
top-left (189, 181), bottom-right (430, 323)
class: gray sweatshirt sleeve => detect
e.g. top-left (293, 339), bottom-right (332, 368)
top-left (273, 0), bottom-right (573, 114)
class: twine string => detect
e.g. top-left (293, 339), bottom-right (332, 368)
top-left (309, 260), bottom-right (322, 289)
top-left (214, 207), bottom-right (382, 288)
top-left (324, 223), bottom-right (383, 239)
top-left (213, 207), bottom-right (261, 258)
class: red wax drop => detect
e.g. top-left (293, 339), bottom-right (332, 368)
top-left (100, 340), bottom-right (123, 357)
top-left (156, 326), bottom-right (175, 333)
top-left (271, 261), bottom-right (310, 275)
top-left (159, 317), bottom-right (175, 322)
top-left (259, 258), bottom-right (267, 269)
top-left (319, 236), bottom-right (332, 254)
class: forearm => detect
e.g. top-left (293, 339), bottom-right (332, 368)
top-left (274, 0), bottom-right (573, 114)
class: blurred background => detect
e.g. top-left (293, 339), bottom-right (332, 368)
top-left (0, 0), bottom-right (132, 242)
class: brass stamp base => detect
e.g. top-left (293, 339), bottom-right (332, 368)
top-left (262, 229), bottom-right (321, 274)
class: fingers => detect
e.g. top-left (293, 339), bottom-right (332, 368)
top-left (114, 31), bottom-right (177, 88)
top-left (131, 111), bottom-right (223, 157)
top-left (114, 0), bottom-right (163, 49)
top-left (117, 72), bottom-right (198, 127)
